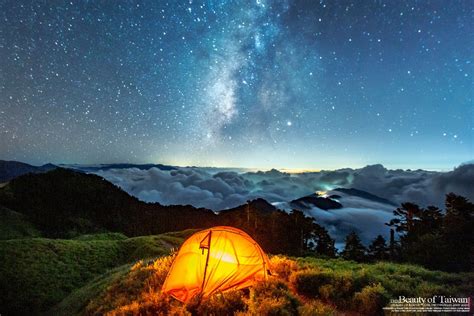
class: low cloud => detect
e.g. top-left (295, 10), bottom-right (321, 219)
top-left (95, 163), bottom-right (474, 211)
top-left (309, 207), bottom-right (393, 246)
top-left (350, 163), bottom-right (474, 207)
top-left (93, 163), bottom-right (474, 244)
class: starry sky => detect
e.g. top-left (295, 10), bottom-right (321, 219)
top-left (1, 0), bottom-right (472, 170)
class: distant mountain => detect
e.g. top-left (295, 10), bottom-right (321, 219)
top-left (0, 168), bottom-right (324, 255)
top-left (219, 198), bottom-right (278, 214)
top-left (333, 188), bottom-right (397, 206)
top-left (0, 159), bottom-right (176, 183)
top-left (0, 168), bottom-right (215, 237)
top-left (0, 160), bottom-right (57, 182)
top-left (290, 193), bottom-right (343, 210)
top-left (63, 163), bottom-right (176, 172)
top-left (289, 188), bottom-right (395, 213)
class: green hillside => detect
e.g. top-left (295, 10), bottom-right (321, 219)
top-left (0, 231), bottom-right (196, 315)
top-left (0, 206), bottom-right (41, 240)
top-left (53, 254), bottom-right (474, 316)
top-left (1, 229), bottom-right (473, 315)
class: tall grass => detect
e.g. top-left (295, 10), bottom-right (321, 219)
top-left (77, 255), bottom-right (474, 316)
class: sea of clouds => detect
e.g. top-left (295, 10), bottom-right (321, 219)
top-left (92, 163), bottom-right (474, 245)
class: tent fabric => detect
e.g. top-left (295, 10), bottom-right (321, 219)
top-left (162, 226), bottom-right (271, 302)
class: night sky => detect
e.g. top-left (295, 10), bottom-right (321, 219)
top-left (1, 1), bottom-right (472, 170)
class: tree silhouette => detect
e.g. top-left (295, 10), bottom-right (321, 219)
top-left (341, 231), bottom-right (367, 262)
top-left (314, 223), bottom-right (337, 257)
top-left (368, 235), bottom-right (389, 261)
top-left (441, 193), bottom-right (474, 271)
top-left (387, 193), bottom-right (473, 272)
top-left (387, 202), bottom-right (423, 236)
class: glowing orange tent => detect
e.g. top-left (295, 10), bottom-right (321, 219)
top-left (162, 226), bottom-right (271, 302)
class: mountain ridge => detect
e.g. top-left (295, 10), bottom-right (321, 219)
top-left (0, 168), bottom-right (326, 255)
top-left (333, 187), bottom-right (397, 206)
top-left (0, 160), bottom-right (57, 182)
top-left (290, 194), bottom-right (343, 210)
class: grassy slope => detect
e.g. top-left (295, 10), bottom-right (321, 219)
top-left (2, 228), bottom-right (473, 315)
top-left (53, 255), bottom-right (474, 316)
top-left (297, 257), bottom-right (474, 299)
top-left (0, 206), bottom-right (41, 239)
top-left (50, 265), bottom-right (133, 316)
top-left (0, 231), bottom-right (197, 315)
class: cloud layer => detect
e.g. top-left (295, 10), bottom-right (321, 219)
top-left (93, 163), bottom-right (474, 245)
top-left (96, 164), bottom-right (474, 210)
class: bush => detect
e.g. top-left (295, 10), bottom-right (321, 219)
top-left (290, 269), bottom-right (331, 297)
top-left (318, 284), bottom-right (335, 301)
top-left (415, 282), bottom-right (449, 297)
top-left (329, 273), bottom-right (354, 304)
top-left (290, 269), bottom-right (357, 308)
top-left (352, 283), bottom-right (388, 316)
top-left (107, 293), bottom-right (189, 316)
top-left (269, 256), bottom-right (298, 281)
top-left (351, 268), bottom-right (373, 291)
top-left (188, 290), bottom-right (246, 315)
top-left (246, 279), bottom-right (300, 315)
top-left (298, 300), bottom-right (337, 316)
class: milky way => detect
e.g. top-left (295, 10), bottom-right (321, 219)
top-left (1, 1), bottom-right (472, 169)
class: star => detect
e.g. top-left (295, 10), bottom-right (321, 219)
top-left (0, 0), bottom-right (471, 169)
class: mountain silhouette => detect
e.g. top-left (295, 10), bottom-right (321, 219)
top-left (290, 193), bottom-right (343, 210)
top-left (0, 168), bottom-right (327, 255)
top-left (0, 160), bottom-right (57, 182)
top-left (64, 163), bottom-right (177, 172)
top-left (0, 168), bottom-right (215, 237)
top-left (333, 188), bottom-right (396, 206)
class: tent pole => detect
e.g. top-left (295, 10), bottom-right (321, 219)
top-left (254, 242), bottom-right (267, 279)
top-left (199, 230), bottom-right (212, 304)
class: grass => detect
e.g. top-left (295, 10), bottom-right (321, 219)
top-left (53, 254), bottom-right (474, 316)
top-left (297, 257), bottom-right (474, 298)
top-left (0, 232), bottom-right (189, 315)
top-left (49, 265), bottom-right (133, 316)
top-left (73, 232), bottom-right (128, 241)
top-left (2, 228), bottom-right (472, 315)
top-left (0, 206), bottom-right (41, 239)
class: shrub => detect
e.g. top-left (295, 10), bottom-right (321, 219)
top-left (107, 293), bottom-right (189, 316)
top-left (298, 300), bottom-right (337, 316)
top-left (329, 272), bottom-right (354, 304)
top-left (415, 282), bottom-right (449, 297)
top-left (290, 269), bottom-right (332, 297)
top-left (352, 283), bottom-right (388, 316)
top-left (246, 279), bottom-right (300, 315)
top-left (318, 284), bottom-right (335, 301)
top-left (188, 290), bottom-right (246, 315)
top-left (351, 268), bottom-right (373, 291)
top-left (318, 272), bottom-right (355, 307)
top-left (270, 255), bottom-right (299, 281)
top-left (290, 269), bottom-right (357, 308)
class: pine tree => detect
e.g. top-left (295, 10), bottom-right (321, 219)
top-left (368, 235), bottom-right (389, 261)
top-left (386, 194), bottom-right (473, 271)
top-left (441, 193), bottom-right (474, 272)
top-left (314, 224), bottom-right (337, 257)
top-left (341, 231), bottom-right (367, 262)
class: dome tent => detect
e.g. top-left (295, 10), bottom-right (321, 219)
top-left (162, 226), bottom-right (271, 302)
